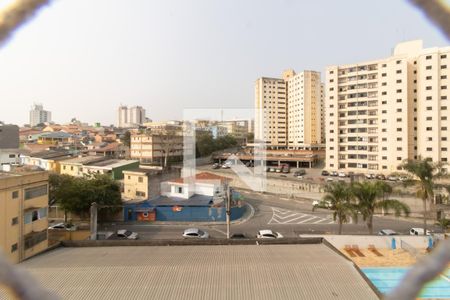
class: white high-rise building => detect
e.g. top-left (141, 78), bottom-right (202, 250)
top-left (117, 105), bottom-right (146, 128)
top-left (325, 40), bottom-right (450, 174)
top-left (118, 105), bottom-right (128, 128)
top-left (29, 104), bottom-right (51, 127)
top-left (255, 69), bottom-right (324, 150)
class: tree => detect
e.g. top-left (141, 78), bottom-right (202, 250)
top-left (352, 181), bottom-right (410, 235)
top-left (49, 173), bottom-right (122, 220)
top-left (401, 157), bottom-right (445, 235)
top-left (435, 218), bottom-right (450, 233)
top-left (146, 127), bottom-right (182, 169)
top-left (48, 173), bottom-right (73, 206)
top-left (121, 130), bottom-right (131, 148)
top-left (315, 181), bottom-right (356, 235)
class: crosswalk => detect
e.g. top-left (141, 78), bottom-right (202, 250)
top-left (268, 207), bottom-right (335, 225)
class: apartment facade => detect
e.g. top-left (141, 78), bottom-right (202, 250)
top-left (130, 134), bottom-right (183, 164)
top-left (0, 170), bottom-right (49, 263)
top-left (326, 40), bottom-right (449, 174)
top-left (29, 104), bottom-right (51, 127)
top-left (255, 69), bottom-right (324, 150)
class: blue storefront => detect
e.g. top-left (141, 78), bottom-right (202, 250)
top-left (124, 193), bottom-right (247, 222)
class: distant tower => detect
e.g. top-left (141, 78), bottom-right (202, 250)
top-left (29, 103), bottom-right (51, 127)
top-left (118, 105), bottom-right (128, 128)
top-left (118, 105), bottom-right (146, 128)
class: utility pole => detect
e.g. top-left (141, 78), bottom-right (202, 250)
top-left (90, 202), bottom-right (98, 240)
top-left (226, 185), bottom-right (231, 239)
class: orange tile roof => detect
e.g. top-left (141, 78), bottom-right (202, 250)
top-left (168, 172), bottom-right (231, 184)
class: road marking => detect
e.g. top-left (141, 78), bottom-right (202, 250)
top-left (297, 216), bottom-right (318, 224)
top-left (268, 207), bottom-right (335, 225)
top-left (211, 228), bottom-right (227, 236)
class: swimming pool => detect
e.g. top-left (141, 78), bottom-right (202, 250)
top-left (362, 267), bottom-right (450, 299)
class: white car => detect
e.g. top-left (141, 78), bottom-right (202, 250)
top-left (256, 229), bottom-right (283, 239)
top-left (409, 228), bottom-right (431, 236)
top-left (312, 200), bottom-right (332, 208)
top-left (338, 172), bottom-right (347, 177)
top-left (182, 228), bottom-right (209, 239)
top-left (48, 223), bottom-right (77, 231)
top-left (117, 229), bottom-right (139, 240)
top-left (378, 229), bottom-right (398, 236)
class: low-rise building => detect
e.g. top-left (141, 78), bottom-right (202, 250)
top-left (130, 134), bottom-right (183, 164)
top-left (0, 169), bottom-right (49, 263)
top-left (122, 167), bottom-right (181, 201)
top-left (81, 159), bottom-right (139, 180)
top-left (59, 156), bottom-right (107, 177)
top-left (37, 132), bottom-right (73, 145)
top-left (20, 150), bottom-right (74, 172)
top-left (161, 172), bottom-right (230, 199)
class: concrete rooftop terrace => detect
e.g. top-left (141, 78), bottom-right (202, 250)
top-left (6, 244), bottom-right (378, 300)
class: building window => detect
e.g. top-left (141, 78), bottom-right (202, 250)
top-left (442, 65), bottom-right (447, 69)
top-left (442, 54), bottom-right (447, 59)
top-left (427, 148), bottom-right (432, 151)
top-left (426, 86), bottom-right (432, 90)
top-left (426, 117), bottom-right (432, 121)
top-left (138, 177), bottom-right (143, 183)
top-left (426, 96), bottom-right (432, 100)
top-left (11, 243), bottom-right (18, 253)
top-left (11, 217), bottom-right (18, 225)
top-left (442, 86), bottom-right (448, 90)
top-left (12, 191), bottom-right (19, 199)
top-left (426, 76), bottom-right (432, 80)
top-left (426, 127), bottom-right (432, 131)
top-left (426, 107), bottom-right (432, 111)
top-left (443, 127), bottom-right (448, 131)
top-left (426, 66), bottom-right (432, 70)
top-left (397, 157), bottom-right (402, 161)
top-left (24, 230), bottom-right (47, 250)
top-left (24, 185), bottom-right (47, 200)
top-left (177, 187), bottom-right (183, 194)
top-left (426, 55), bottom-right (432, 60)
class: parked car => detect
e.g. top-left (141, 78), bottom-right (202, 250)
top-left (48, 222), bottom-right (77, 231)
top-left (321, 170), bottom-right (330, 176)
top-left (387, 175), bottom-right (398, 181)
top-left (212, 163), bottom-right (220, 169)
top-left (294, 169), bottom-right (306, 177)
top-left (312, 200), bottom-right (332, 209)
top-left (281, 164), bottom-right (290, 173)
top-left (378, 229), bottom-right (398, 236)
top-left (182, 228), bottom-right (209, 239)
top-left (330, 171), bottom-right (338, 177)
top-left (117, 229), bottom-right (139, 240)
top-left (409, 228), bottom-right (431, 236)
top-left (275, 167), bottom-right (282, 173)
top-left (376, 174), bottom-right (386, 180)
top-left (338, 172), bottom-right (347, 178)
top-left (326, 177), bottom-right (334, 182)
top-left (269, 167), bottom-right (276, 172)
top-left (221, 164), bottom-right (230, 169)
top-left (230, 233), bottom-right (248, 239)
top-left (256, 229), bottom-right (283, 239)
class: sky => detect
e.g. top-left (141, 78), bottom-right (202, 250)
top-left (0, 0), bottom-right (449, 126)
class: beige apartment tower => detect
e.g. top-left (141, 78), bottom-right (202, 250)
top-left (255, 69), bottom-right (324, 150)
top-left (326, 40), bottom-right (449, 174)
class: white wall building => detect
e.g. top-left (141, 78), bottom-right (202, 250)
top-left (117, 105), bottom-right (146, 128)
top-left (29, 104), bottom-right (51, 127)
top-left (326, 40), bottom-right (450, 174)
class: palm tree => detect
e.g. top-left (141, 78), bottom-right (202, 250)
top-left (352, 181), bottom-right (410, 235)
top-left (401, 157), bottom-right (445, 235)
top-left (316, 181), bottom-right (356, 235)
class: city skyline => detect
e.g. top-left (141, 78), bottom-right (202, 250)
top-left (0, 0), bottom-right (448, 126)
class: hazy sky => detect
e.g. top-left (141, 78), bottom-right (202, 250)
top-left (0, 0), bottom-right (448, 126)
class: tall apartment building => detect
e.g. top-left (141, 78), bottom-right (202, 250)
top-left (29, 104), bottom-right (51, 127)
top-left (255, 69), bottom-right (324, 150)
top-left (117, 105), bottom-right (146, 128)
top-left (0, 170), bottom-right (49, 263)
top-left (326, 40), bottom-right (450, 174)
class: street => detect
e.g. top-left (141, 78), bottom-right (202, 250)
top-left (99, 190), bottom-right (434, 240)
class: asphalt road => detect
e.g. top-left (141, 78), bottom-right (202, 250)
top-left (99, 190), bottom-right (435, 240)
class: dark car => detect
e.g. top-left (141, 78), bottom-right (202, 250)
top-left (230, 233), bottom-right (248, 239)
top-left (321, 170), bottom-right (329, 176)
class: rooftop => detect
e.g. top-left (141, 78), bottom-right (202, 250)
top-left (86, 159), bottom-right (139, 168)
top-left (168, 172), bottom-right (230, 184)
top-left (10, 244), bottom-right (378, 299)
top-left (60, 156), bottom-right (107, 165)
top-left (147, 194), bottom-right (216, 206)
